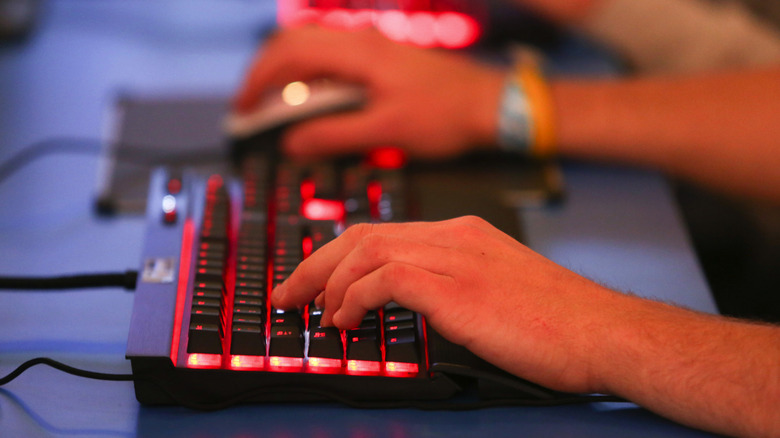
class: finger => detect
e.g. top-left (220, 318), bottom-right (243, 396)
top-left (271, 218), bottom-right (520, 309)
top-left (272, 220), bottom-right (456, 307)
top-left (318, 232), bottom-right (464, 326)
top-left (271, 223), bottom-right (375, 310)
top-left (272, 223), bottom-right (419, 310)
top-left (330, 262), bottom-right (456, 329)
top-left (281, 107), bottom-right (400, 159)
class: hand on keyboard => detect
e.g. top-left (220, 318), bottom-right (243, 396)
top-left (271, 215), bottom-right (621, 395)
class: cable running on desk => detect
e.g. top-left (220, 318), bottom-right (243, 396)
top-left (0, 270), bottom-right (138, 291)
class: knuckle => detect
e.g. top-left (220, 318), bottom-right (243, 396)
top-left (455, 215), bottom-right (488, 227)
top-left (343, 222), bottom-right (374, 240)
top-left (376, 262), bottom-right (408, 286)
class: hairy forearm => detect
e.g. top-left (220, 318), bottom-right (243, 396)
top-left (596, 295), bottom-right (780, 437)
top-left (550, 68), bottom-right (780, 202)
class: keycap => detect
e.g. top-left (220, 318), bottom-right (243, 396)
top-left (235, 287), bottom-right (265, 299)
top-left (384, 320), bottom-right (415, 332)
top-left (308, 327), bottom-right (343, 360)
top-left (193, 288), bottom-right (222, 299)
top-left (384, 308), bottom-right (415, 324)
top-left (233, 305), bottom-right (265, 317)
top-left (232, 313), bottom-right (264, 325)
top-left (236, 271), bottom-right (265, 282)
top-left (234, 296), bottom-right (265, 308)
top-left (269, 325), bottom-right (305, 358)
top-left (270, 310), bottom-right (304, 329)
top-left (192, 297), bottom-right (221, 309)
top-left (384, 328), bottom-right (420, 364)
top-left (308, 306), bottom-right (323, 328)
top-left (197, 258), bottom-right (224, 270)
top-left (187, 322), bottom-right (222, 354)
top-left (190, 306), bottom-right (220, 326)
top-left (346, 330), bottom-right (381, 362)
top-left (230, 323), bottom-right (266, 356)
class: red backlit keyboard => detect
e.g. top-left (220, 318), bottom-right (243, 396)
top-left (127, 142), bottom-right (562, 408)
top-left (183, 150), bottom-right (425, 378)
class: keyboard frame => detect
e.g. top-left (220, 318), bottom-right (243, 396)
top-left (127, 151), bottom-right (564, 407)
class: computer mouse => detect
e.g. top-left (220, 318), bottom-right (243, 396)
top-left (224, 79), bottom-right (367, 140)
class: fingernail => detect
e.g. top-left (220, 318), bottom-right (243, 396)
top-left (331, 310), bottom-right (343, 328)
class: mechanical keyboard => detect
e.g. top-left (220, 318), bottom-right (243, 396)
top-left (127, 141), bottom-right (564, 408)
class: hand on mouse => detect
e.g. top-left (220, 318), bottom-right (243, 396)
top-left (234, 26), bottom-right (506, 160)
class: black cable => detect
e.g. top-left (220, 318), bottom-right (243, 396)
top-left (0, 358), bottom-right (133, 387)
top-left (0, 270), bottom-right (138, 291)
top-left (0, 137), bottom-right (103, 185)
top-left (0, 136), bottom-right (224, 186)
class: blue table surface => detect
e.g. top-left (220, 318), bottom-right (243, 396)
top-left (1, 1), bottom-right (718, 437)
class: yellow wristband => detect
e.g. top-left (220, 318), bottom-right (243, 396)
top-left (498, 54), bottom-right (557, 158)
top-left (516, 61), bottom-right (556, 158)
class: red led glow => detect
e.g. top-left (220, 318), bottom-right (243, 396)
top-left (407, 11), bottom-right (437, 47)
top-left (164, 210), bottom-right (177, 224)
top-left (269, 356), bottom-right (304, 372)
top-left (302, 198), bottom-right (345, 221)
top-left (435, 12), bottom-right (479, 48)
top-left (171, 219), bottom-right (195, 364)
top-left (302, 236), bottom-right (314, 259)
top-left (346, 359), bottom-right (381, 376)
top-left (367, 181), bottom-right (382, 220)
top-left (366, 181), bottom-right (382, 204)
top-left (300, 178), bottom-right (316, 200)
top-left (167, 178), bottom-right (182, 194)
top-left (278, 6), bottom-right (481, 49)
top-left (385, 361), bottom-right (419, 377)
top-left (187, 353), bottom-right (222, 369)
top-left (230, 355), bottom-right (265, 370)
top-left (367, 147), bottom-right (407, 169)
top-left (307, 357), bottom-right (343, 374)
top-left (206, 174), bottom-right (224, 190)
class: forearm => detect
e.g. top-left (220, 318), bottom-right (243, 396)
top-left (596, 295), bottom-right (780, 437)
top-left (578, 0), bottom-right (780, 73)
top-left (549, 68), bottom-right (780, 202)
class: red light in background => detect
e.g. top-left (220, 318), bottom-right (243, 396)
top-left (206, 174), bottom-right (223, 190)
top-left (302, 235), bottom-right (314, 258)
top-left (367, 181), bottom-right (382, 205)
top-left (302, 198), bottom-right (345, 221)
top-left (408, 12), bottom-right (437, 47)
top-left (435, 12), bottom-right (479, 48)
top-left (375, 10), bottom-right (409, 43)
top-left (367, 146), bottom-right (407, 169)
top-left (278, 4), bottom-right (482, 49)
top-left (167, 178), bottom-right (182, 194)
top-left (300, 178), bottom-right (316, 200)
